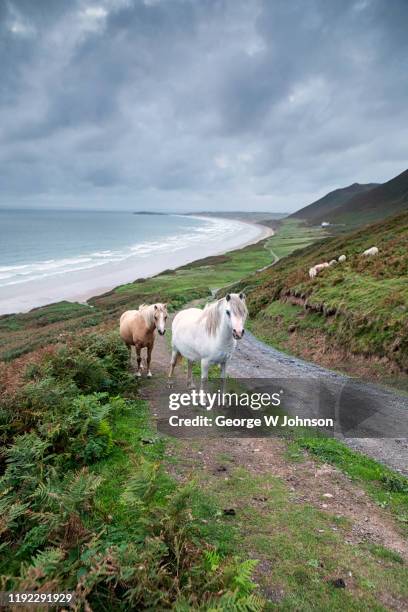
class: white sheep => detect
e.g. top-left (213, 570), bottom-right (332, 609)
top-left (338, 254), bottom-right (347, 263)
top-left (309, 262), bottom-right (330, 279)
top-left (362, 246), bottom-right (379, 257)
top-left (329, 259), bottom-right (338, 266)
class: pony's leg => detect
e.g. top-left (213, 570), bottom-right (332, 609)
top-left (129, 345), bottom-right (134, 367)
top-left (146, 344), bottom-right (153, 378)
top-left (219, 361), bottom-right (227, 395)
top-left (135, 348), bottom-right (142, 377)
top-left (199, 358), bottom-right (210, 405)
top-left (168, 349), bottom-right (179, 379)
top-left (187, 360), bottom-right (195, 389)
top-left (201, 358), bottom-right (210, 381)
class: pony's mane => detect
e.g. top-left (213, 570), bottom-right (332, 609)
top-left (201, 295), bottom-right (247, 336)
top-left (138, 303), bottom-right (166, 327)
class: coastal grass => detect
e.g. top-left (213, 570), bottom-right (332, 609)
top-left (285, 437), bottom-right (408, 535)
top-left (261, 218), bottom-right (325, 259)
top-left (232, 212), bottom-right (408, 378)
top-left (166, 443), bottom-right (408, 610)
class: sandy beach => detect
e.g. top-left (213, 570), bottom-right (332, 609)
top-left (0, 218), bottom-right (273, 316)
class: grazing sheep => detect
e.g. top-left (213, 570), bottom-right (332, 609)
top-left (329, 259), bottom-right (338, 266)
top-left (338, 254), bottom-right (347, 263)
top-left (362, 246), bottom-right (379, 257)
top-left (309, 262), bottom-right (330, 279)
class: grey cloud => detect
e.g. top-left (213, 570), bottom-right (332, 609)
top-left (0, 0), bottom-right (407, 211)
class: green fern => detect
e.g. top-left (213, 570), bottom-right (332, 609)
top-left (231, 559), bottom-right (259, 596)
top-left (121, 459), bottom-right (161, 510)
top-left (207, 592), bottom-right (265, 612)
top-left (203, 549), bottom-right (222, 572)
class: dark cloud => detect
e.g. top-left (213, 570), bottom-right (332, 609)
top-left (0, 0), bottom-right (407, 211)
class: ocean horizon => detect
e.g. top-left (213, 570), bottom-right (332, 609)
top-left (0, 209), bottom-right (248, 288)
top-left (0, 209), bottom-right (264, 314)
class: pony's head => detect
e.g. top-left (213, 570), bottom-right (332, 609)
top-left (225, 293), bottom-right (247, 339)
top-left (154, 303), bottom-right (168, 335)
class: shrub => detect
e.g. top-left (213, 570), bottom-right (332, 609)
top-left (0, 329), bottom-right (261, 609)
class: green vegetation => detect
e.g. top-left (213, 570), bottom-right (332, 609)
top-left (232, 212), bottom-right (408, 379)
top-left (291, 168), bottom-right (408, 229)
top-left (0, 334), bottom-right (263, 610)
top-left (167, 445), bottom-right (408, 610)
top-left (290, 182), bottom-right (378, 226)
top-left (2, 213), bottom-right (408, 608)
top-left (289, 437), bottom-right (408, 531)
top-left (263, 219), bottom-right (326, 259)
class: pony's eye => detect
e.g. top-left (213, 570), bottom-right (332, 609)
top-left (226, 310), bottom-right (231, 316)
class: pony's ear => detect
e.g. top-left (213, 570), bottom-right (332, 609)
top-left (239, 292), bottom-right (246, 301)
top-left (226, 293), bottom-right (231, 301)
top-left (154, 304), bottom-right (158, 310)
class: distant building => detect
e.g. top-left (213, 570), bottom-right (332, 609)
top-left (321, 221), bottom-right (330, 227)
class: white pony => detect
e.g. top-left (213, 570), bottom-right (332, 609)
top-left (169, 293), bottom-right (247, 386)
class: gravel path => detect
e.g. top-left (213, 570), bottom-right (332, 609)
top-left (229, 330), bottom-right (408, 474)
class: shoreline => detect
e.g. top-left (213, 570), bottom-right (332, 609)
top-left (74, 218), bottom-right (272, 304)
top-left (0, 217), bottom-right (273, 316)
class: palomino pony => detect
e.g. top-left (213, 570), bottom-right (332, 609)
top-left (169, 293), bottom-right (247, 386)
top-left (120, 303), bottom-right (168, 377)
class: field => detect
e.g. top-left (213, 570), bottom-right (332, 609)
top-left (1, 216), bottom-right (408, 609)
top-left (230, 213), bottom-right (408, 385)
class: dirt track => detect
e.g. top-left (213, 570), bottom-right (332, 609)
top-left (137, 326), bottom-right (408, 565)
top-left (143, 318), bottom-right (408, 475)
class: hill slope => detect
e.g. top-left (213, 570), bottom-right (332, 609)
top-left (291, 182), bottom-right (378, 223)
top-left (292, 169), bottom-right (408, 228)
top-left (327, 168), bottom-right (408, 226)
top-left (232, 213), bottom-right (408, 378)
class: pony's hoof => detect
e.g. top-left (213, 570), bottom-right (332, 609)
top-left (136, 371), bottom-right (142, 378)
top-left (147, 371), bottom-right (152, 378)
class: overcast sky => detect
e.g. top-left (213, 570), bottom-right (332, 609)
top-left (1, 0), bottom-right (407, 212)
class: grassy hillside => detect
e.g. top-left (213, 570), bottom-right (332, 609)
top-left (291, 182), bottom-right (378, 224)
top-left (292, 169), bottom-right (408, 229)
top-left (231, 212), bottom-right (408, 381)
top-left (328, 168), bottom-right (408, 227)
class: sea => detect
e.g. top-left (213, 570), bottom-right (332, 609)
top-left (0, 209), bottom-right (257, 293)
